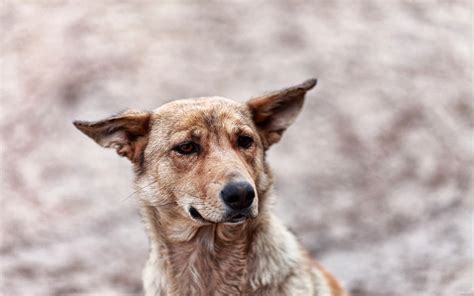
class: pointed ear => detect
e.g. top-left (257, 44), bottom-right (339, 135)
top-left (73, 110), bottom-right (151, 163)
top-left (247, 78), bottom-right (317, 149)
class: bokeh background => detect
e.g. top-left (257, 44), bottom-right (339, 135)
top-left (1, 1), bottom-right (472, 295)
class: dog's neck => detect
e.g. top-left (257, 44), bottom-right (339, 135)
top-left (140, 201), bottom-right (302, 295)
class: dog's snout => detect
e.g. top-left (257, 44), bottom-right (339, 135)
top-left (220, 181), bottom-right (255, 210)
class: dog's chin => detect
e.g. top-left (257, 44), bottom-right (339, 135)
top-left (222, 216), bottom-right (248, 225)
top-left (188, 206), bottom-right (255, 225)
top-left (223, 212), bottom-right (253, 225)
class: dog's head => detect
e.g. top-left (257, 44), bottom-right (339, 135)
top-left (74, 79), bottom-right (316, 225)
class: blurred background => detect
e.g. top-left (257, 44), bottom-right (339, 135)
top-left (1, 1), bottom-right (472, 295)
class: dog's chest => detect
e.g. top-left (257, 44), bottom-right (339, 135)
top-left (155, 229), bottom-right (251, 295)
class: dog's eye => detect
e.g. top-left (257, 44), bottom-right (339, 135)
top-left (174, 142), bottom-right (199, 155)
top-left (237, 136), bottom-right (254, 149)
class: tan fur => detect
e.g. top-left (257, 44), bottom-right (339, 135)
top-left (75, 79), bottom-right (347, 296)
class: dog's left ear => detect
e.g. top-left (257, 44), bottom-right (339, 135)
top-left (73, 110), bottom-right (151, 163)
top-left (247, 78), bottom-right (317, 149)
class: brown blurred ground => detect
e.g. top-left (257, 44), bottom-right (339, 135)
top-left (1, 1), bottom-right (472, 295)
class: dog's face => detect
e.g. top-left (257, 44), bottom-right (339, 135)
top-left (142, 97), bottom-right (264, 224)
top-left (75, 79), bottom-right (316, 225)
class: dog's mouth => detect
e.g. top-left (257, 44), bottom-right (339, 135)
top-left (189, 207), bottom-right (211, 223)
top-left (188, 207), bottom-right (251, 224)
top-left (225, 212), bottom-right (250, 224)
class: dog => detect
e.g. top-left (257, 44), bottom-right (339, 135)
top-left (74, 79), bottom-right (347, 296)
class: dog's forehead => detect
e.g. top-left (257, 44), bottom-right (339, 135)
top-left (151, 97), bottom-right (253, 129)
top-left (154, 96), bottom-right (242, 112)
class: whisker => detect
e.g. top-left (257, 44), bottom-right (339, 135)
top-left (174, 190), bottom-right (202, 201)
top-left (122, 186), bottom-right (204, 209)
top-left (121, 180), bottom-right (158, 203)
top-left (153, 200), bottom-right (178, 208)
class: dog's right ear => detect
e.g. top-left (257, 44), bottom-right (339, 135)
top-left (73, 110), bottom-right (151, 163)
top-left (247, 78), bottom-right (317, 149)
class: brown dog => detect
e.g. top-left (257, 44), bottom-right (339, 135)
top-left (74, 79), bottom-right (347, 296)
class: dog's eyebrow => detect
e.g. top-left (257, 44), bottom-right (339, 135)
top-left (169, 129), bottom-right (203, 144)
top-left (190, 129), bottom-right (203, 138)
top-left (228, 124), bottom-right (254, 136)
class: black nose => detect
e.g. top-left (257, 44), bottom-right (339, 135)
top-left (220, 181), bottom-right (255, 210)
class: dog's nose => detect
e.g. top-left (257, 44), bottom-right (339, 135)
top-left (220, 181), bottom-right (255, 210)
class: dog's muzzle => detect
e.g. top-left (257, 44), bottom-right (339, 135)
top-left (220, 181), bottom-right (255, 210)
top-left (220, 181), bottom-right (255, 223)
